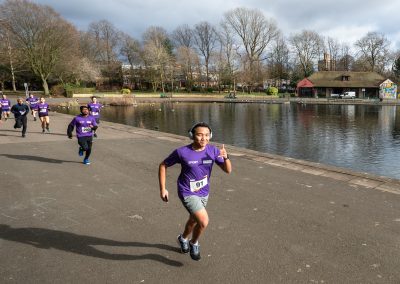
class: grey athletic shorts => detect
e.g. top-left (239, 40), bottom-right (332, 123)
top-left (181, 195), bottom-right (209, 214)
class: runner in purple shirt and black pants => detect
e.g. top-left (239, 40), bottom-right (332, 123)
top-left (158, 122), bottom-right (232, 261)
top-left (67, 105), bottom-right (98, 165)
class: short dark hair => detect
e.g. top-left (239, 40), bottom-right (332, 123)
top-left (190, 122), bottom-right (212, 135)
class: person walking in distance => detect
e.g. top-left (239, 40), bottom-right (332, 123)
top-left (37, 97), bottom-right (50, 133)
top-left (67, 105), bottom-right (98, 165)
top-left (0, 93), bottom-right (12, 121)
top-left (10, 98), bottom-right (29, 137)
top-left (87, 96), bottom-right (102, 138)
top-left (26, 93), bottom-right (39, 121)
top-left (158, 122), bottom-right (232, 261)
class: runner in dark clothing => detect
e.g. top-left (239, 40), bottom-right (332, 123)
top-left (11, 98), bottom-right (30, 137)
top-left (67, 106), bottom-right (98, 165)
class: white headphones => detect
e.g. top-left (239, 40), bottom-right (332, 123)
top-left (188, 122), bottom-right (213, 139)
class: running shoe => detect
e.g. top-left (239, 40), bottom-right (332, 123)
top-left (46, 127), bottom-right (50, 132)
top-left (22, 134), bottom-right (25, 138)
top-left (42, 129), bottom-right (45, 133)
top-left (83, 158), bottom-right (90, 165)
top-left (189, 242), bottom-right (201, 261)
top-left (78, 147), bottom-right (84, 157)
top-left (177, 235), bottom-right (189, 253)
top-left (34, 117), bottom-right (37, 121)
top-left (94, 133), bottom-right (98, 138)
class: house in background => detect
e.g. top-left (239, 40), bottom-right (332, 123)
top-left (296, 71), bottom-right (395, 99)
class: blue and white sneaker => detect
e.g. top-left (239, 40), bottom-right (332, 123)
top-left (83, 158), bottom-right (90, 165)
top-left (189, 241), bottom-right (201, 261)
top-left (177, 234), bottom-right (189, 253)
top-left (78, 147), bottom-right (84, 157)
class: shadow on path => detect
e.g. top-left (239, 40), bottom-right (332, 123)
top-left (0, 129), bottom-right (66, 137)
top-left (0, 154), bottom-right (83, 164)
top-left (0, 224), bottom-right (183, 267)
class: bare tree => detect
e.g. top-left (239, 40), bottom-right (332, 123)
top-left (142, 26), bottom-right (173, 93)
top-left (87, 20), bottom-right (121, 65)
top-left (172, 24), bottom-right (194, 48)
top-left (175, 46), bottom-right (199, 91)
top-left (354, 31), bottom-right (390, 73)
top-left (289, 30), bottom-right (324, 77)
top-left (224, 7), bottom-right (278, 90)
top-left (172, 24), bottom-right (196, 90)
top-left (218, 21), bottom-right (240, 92)
top-left (0, 28), bottom-right (18, 91)
top-left (336, 43), bottom-right (353, 71)
top-left (268, 34), bottom-right (290, 86)
top-left (0, 0), bottom-right (79, 95)
top-left (119, 32), bottom-right (142, 89)
top-left (326, 37), bottom-right (340, 71)
top-left (193, 21), bottom-right (218, 88)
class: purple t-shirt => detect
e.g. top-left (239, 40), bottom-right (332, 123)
top-left (37, 103), bottom-right (50, 117)
top-left (68, 115), bottom-right (97, 138)
top-left (0, 99), bottom-right (11, 111)
top-left (164, 144), bottom-right (224, 198)
top-left (26, 97), bottom-right (39, 109)
top-left (88, 103), bottom-right (102, 118)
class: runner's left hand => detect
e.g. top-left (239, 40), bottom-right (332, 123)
top-left (219, 144), bottom-right (228, 159)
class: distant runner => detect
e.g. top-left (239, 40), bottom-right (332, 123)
top-left (37, 97), bottom-right (50, 133)
top-left (10, 98), bottom-right (29, 137)
top-left (158, 122), bottom-right (232, 261)
top-left (67, 105), bottom-right (98, 165)
top-left (26, 93), bottom-right (39, 121)
top-left (0, 93), bottom-right (11, 121)
top-left (87, 96), bottom-right (102, 138)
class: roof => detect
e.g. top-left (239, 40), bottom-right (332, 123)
top-left (307, 71), bottom-right (385, 88)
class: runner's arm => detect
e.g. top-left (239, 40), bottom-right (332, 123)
top-left (218, 157), bottom-right (232, 174)
top-left (67, 121), bottom-right (75, 138)
top-left (158, 162), bottom-right (169, 202)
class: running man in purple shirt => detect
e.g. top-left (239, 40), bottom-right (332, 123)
top-left (1, 93), bottom-right (12, 121)
top-left (87, 96), bottom-right (102, 138)
top-left (67, 105), bottom-right (98, 165)
top-left (37, 97), bottom-right (50, 133)
top-left (158, 122), bottom-right (232, 261)
top-left (26, 93), bottom-right (39, 121)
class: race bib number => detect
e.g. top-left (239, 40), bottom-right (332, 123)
top-left (40, 109), bottom-right (47, 113)
top-left (81, 126), bottom-right (92, 133)
top-left (91, 111), bottom-right (99, 115)
top-left (189, 176), bottom-right (208, 192)
top-left (19, 111), bottom-right (26, 115)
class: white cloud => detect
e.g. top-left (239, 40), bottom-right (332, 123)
top-left (29, 0), bottom-right (400, 50)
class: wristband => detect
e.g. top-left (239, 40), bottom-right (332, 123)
top-left (223, 155), bottom-right (230, 161)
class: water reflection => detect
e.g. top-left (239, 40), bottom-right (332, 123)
top-left (59, 103), bottom-right (400, 179)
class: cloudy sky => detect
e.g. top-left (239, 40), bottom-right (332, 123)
top-left (31, 0), bottom-right (400, 50)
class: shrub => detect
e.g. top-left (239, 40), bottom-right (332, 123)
top-left (120, 88), bottom-right (131, 94)
top-left (266, 86), bottom-right (278, 96)
top-left (50, 84), bottom-right (66, 97)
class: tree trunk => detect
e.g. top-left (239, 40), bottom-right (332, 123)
top-left (42, 78), bottom-right (49, 96)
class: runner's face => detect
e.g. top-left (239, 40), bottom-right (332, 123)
top-left (81, 108), bottom-right (89, 115)
top-left (40, 98), bottom-right (45, 103)
top-left (193, 127), bottom-right (210, 147)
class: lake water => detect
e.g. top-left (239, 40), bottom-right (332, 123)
top-left (59, 102), bottom-right (400, 179)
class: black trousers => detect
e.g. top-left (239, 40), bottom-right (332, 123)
top-left (14, 116), bottom-right (27, 135)
top-left (77, 136), bottom-right (93, 159)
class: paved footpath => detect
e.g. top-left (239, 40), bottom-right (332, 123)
top-left (1, 112), bottom-right (400, 283)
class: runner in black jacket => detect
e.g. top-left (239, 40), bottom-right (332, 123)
top-left (11, 98), bottom-right (29, 137)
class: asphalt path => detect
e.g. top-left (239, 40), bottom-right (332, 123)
top-left (0, 112), bottom-right (400, 283)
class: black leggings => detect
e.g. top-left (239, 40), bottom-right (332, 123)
top-left (77, 136), bottom-right (93, 159)
top-left (14, 116), bottom-right (27, 135)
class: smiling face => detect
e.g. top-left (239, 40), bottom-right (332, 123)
top-left (192, 126), bottom-right (211, 149)
top-left (40, 97), bottom-right (45, 103)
